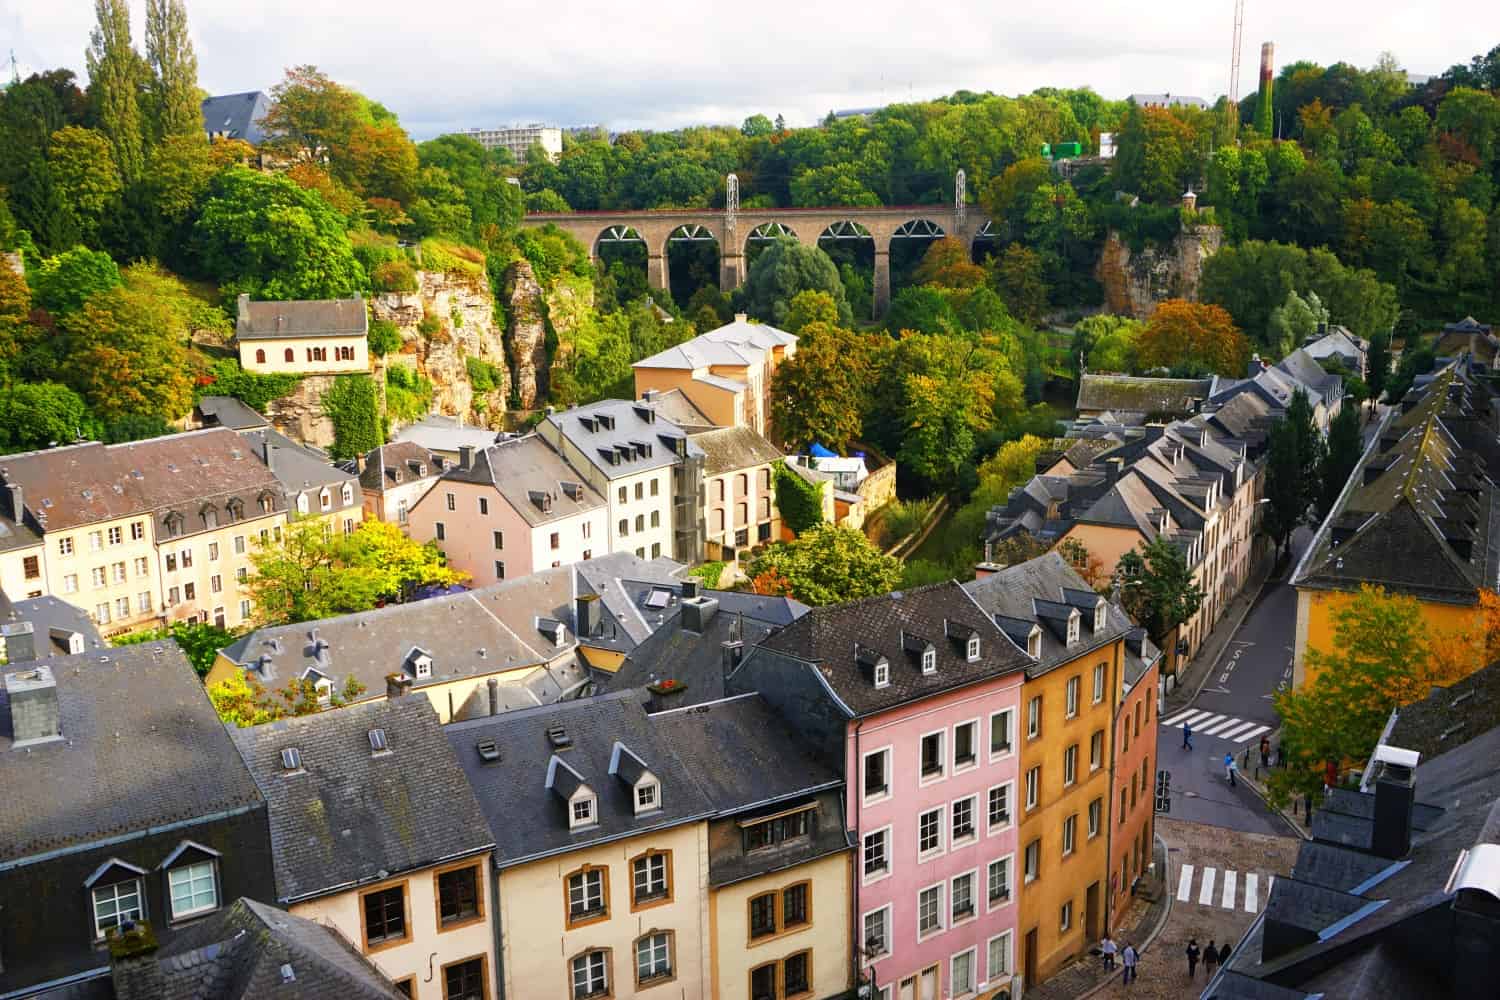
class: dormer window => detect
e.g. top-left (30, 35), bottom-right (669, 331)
top-left (1027, 627), bottom-right (1042, 659)
top-left (636, 780), bottom-right (659, 813)
top-left (874, 660), bottom-right (889, 688)
top-left (1094, 601), bottom-right (1107, 633)
top-left (1066, 613), bottom-right (1080, 646)
top-left (921, 649), bottom-right (937, 674)
top-left (314, 677), bottom-right (333, 705)
top-left (319, 488), bottom-right (331, 511)
top-left (341, 483), bottom-right (353, 505)
top-left (297, 492), bottom-right (309, 515)
top-left (406, 648), bottom-right (433, 679)
top-left (966, 636), bottom-right (980, 661)
top-left (571, 796), bottom-right (596, 827)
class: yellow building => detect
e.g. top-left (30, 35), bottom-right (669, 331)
top-left (965, 553), bottom-right (1130, 987)
top-left (632, 316), bottom-right (796, 436)
top-left (1291, 365), bottom-right (1496, 688)
top-left (449, 690), bottom-right (853, 1000)
top-left (235, 292), bottom-right (370, 375)
top-left (230, 697), bottom-right (498, 1000)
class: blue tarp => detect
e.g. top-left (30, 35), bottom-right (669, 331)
top-left (809, 443), bottom-right (837, 458)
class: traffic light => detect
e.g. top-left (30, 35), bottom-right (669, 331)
top-left (1155, 769), bottom-right (1171, 813)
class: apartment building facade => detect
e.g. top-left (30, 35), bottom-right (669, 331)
top-left (693, 426), bottom-right (783, 558)
top-left (351, 441), bottom-right (446, 527)
top-left (632, 317), bottom-right (797, 436)
top-left (1109, 631), bottom-right (1162, 930)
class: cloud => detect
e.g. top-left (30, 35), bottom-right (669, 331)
top-left (5, 0), bottom-right (1494, 138)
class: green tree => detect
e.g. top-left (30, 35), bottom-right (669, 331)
top-left (113, 620), bottom-right (235, 676)
top-left (260, 65), bottom-right (366, 164)
top-left (741, 239), bottom-right (852, 328)
top-left (143, 0), bottom-right (201, 143)
top-left (85, 0), bottom-right (147, 183)
top-left (992, 244), bottom-right (1047, 324)
top-left (769, 324), bottom-right (876, 451)
top-left (1365, 331), bottom-right (1390, 403)
top-left (886, 286), bottom-right (961, 336)
top-left (741, 114), bottom-right (774, 137)
top-left (782, 289), bottom-right (840, 334)
top-left (0, 265), bottom-right (34, 383)
top-left (30, 246), bottom-right (122, 315)
top-left (0, 382), bottom-right (92, 452)
top-left (747, 524), bottom-right (901, 606)
top-left (1317, 401), bottom-right (1362, 520)
top-left (1265, 289), bottom-right (1328, 358)
top-left (773, 461), bottom-right (828, 534)
top-left (913, 236), bottom-right (986, 289)
top-left (47, 127), bottom-right (122, 245)
top-left (1069, 314), bottom-right (1142, 378)
top-left (1117, 535), bottom-right (1205, 659)
top-left (208, 671), bottom-right (366, 726)
top-left (1114, 104), bottom-right (1197, 203)
top-left (1262, 419), bottom-right (1305, 561)
top-left (367, 318), bottom-right (402, 357)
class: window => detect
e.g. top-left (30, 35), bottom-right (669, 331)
top-left (20, 554), bottom-right (39, 580)
top-left (205, 508), bottom-right (220, 528)
top-left (571, 794), bottom-right (597, 827)
top-left (478, 496), bottom-right (489, 515)
top-left (987, 857), bottom-right (1011, 905)
top-left (619, 485), bottom-right (629, 504)
top-left (95, 603), bottom-right (110, 624)
top-left (635, 482), bottom-right (644, 500)
top-left (988, 784), bottom-right (1011, 830)
top-left (862, 906), bottom-right (891, 960)
top-left (1028, 629), bottom-right (1042, 658)
top-left (951, 871), bottom-right (975, 921)
top-left (284, 347), bottom-right (294, 363)
top-left (1025, 766), bottom-right (1040, 810)
top-left (1134, 702), bottom-right (1142, 737)
top-left (635, 932), bottom-right (673, 985)
top-left (953, 720), bottom-right (977, 768)
top-left (1121, 717), bottom-right (1129, 753)
top-left (743, 809), bottom-right (810, 851)
top-left (920, 731), bottom-right (944, 779)
top-left (1066, 676), bottom-right (1080, 717)
top-left (92, 566), bottom-right (107, 587)
top-left (782, 882), bottom-right (809, 929)
top-left (650, 510), bottom-right (660, 528)
top-left (296, 493), bottom-right (310, 515)
top-left (446, 492), bottom-right (456, 511)
top-left (236, 566), bottom-right (248, 583)
top-left (618, 518), bottom-right (628, 537)
top-left (1088, 797), bottom-right (1102, 838)
top-left (89, 530), bottom-right (103, 552)
top-left (873, 659), bottom-right (889, 688)
top-left (989, 709), bottom-right (1013, 757)
top-left (494, 561), bottom-right (505, 580)
top-left (636, 782), bottom-right (657, 811)
top-left (1060, 899), bottom-right (1073, 932)
top-left (951, 949), bottom-right (975, 995)
top-left (443, 957), bottom-right (485, 1000)
top-left (361, 884), bottom-right (408, 948)
top-left (64, 573), bottom-right (78, 593)
top-left (437, 864), bottom-right (481, 928)
top-left (1096, 601), bottom-right (1108, 632)
top-left (1091, 730), bottom-right (1104, 772)
top-left (111, 561), bottom-right (126, 583)
top-left (1062, 814), bottom-right (1077, 856)
top-left (233, 535), bottom-right (246, 555)
top-left (571, 950), bottom-right (609, 999)
top-left (239, 599), bottom-right (251, 620)
top-left (952, 796), bottom-right (976, 842)
top-left (210, 574), bottom-right (222, 594)
top-left (918, 808), bottom-right (943, 856)
top-left (750, 892), bottom-right (778, 938)
top-left (634, 514), bottom-right (644, 532)
top-left (184, 582), bottom-right (195, 600)
top-left (566, 867), bottom-right (607, 925)
top-left (750, 963), bottom-right (775, 1000)
top-left (631, 851), bottom-right (670, 907)
top-left (1028, 696), bottom-right (1042, 739)
top-left (436, 522), bottom-right (445, 541)
top-left (1093, 662), bottom-right (1106, 704)
top-left (785, 952), bottom-right (812, 997)
top-left (168, 586), bottom-right (179, 606)
top-left (966, 635), bottom-right (980, 661)
top-left (550, 531), bottom-right (561, 550)
top-left (1064, 744), bottom-right (1078, 786)
top-left (131, 520), bottom-right (144, 540)
top-left (988, 931), bottom-right (1012, 979)
top-left (920, 648), bottom-right (936, 674)
top-left (168, 861), bottom-right (218, 919)
top-left (115, 597), bottom-right (130, 619)
top-left (650, 477), bottom-right (660, 496)
top-left (863, 827), bottom-right (890, 879)
top-left (92, 878), bottom-right (143, 938)
top-left (1121, 788), bottom-right (1128, 824)
top-left (107, 525), bottom-right (122, 545)
top-left (1024, 840), bottom-right (1040, 883)
top-left (1067, 614), bottom-right (1080, 645)
top-left (863, 747), bottom-right (889, 799)
top-left (917, 884), bottom-right (943, 937)
top-left (59, 536), bottom-right (74, 556)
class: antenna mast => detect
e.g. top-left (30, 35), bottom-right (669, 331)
top-left (1227, 0), bottom-right (1246, 137)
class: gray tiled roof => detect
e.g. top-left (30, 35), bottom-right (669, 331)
top-left (543, 398), bottom-right (702, 480)
top-left (633, 318), bottom-right (795, 371)
top-left (235, 296), bottom-right (367, 341)
top-left (758, 581), bottom-right (1031, 717)
top-left (0, 592), bottom-right (104, 657)
top-left (573, 554), bottom-right (688, 650)
top-left (231, 697), bottom-right (492, 902)
top-left (1385, 658), bottom-right (1500, 761)
top-left (150, 897), bottom-right (408, 999)
top-left (244, 429), bottom-right (361, 512)
top-left (201, 91), bottom-right (271, 145)
top-left (689, 426), bottom-right (784, 478)
top-left (447, 690), bottom-right (715, 866)
top-left (0, 642), bottom-right (263, 864)
top-left (440, 434), bottom-right (606, 527)
top-left (639, 388), bottom-right (714, 430)
top-left (195, 395), bottom-right (270, 431)
top-left (352, 442), bottom-right (444, 493)
top-left (391, 415), bottom-right (509, 454)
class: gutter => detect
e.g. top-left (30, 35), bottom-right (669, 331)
top-left (0, 803), bottom-right (265, 873)
top-left (279, 843), bottom-right (495, 906)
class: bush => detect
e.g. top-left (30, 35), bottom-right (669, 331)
top-left (465, 357), bottom-right (503, 394)
top-left (881, 497), bottom-right (936, 545)
top-left (385, 365), bottom-right (434, 423)
top-left (199, 359), bottom-right (302, 412)
top-left (321, 374), bottom-right (382, 459)
top-left (687, 562), bottom-right (726, 589)
top-left (370, 259), bottom-right (418, 293)
top-left (367, 319), bottom-right (403, 357)
top-left (418, 313), bottom-right (445, 339)
top-left (419, 238), bottom-right (486, 277)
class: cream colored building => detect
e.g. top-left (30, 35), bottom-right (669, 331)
top-left (692, 426), bottom-right (783, 560)
top-left (235, 292), bottom-right (370, 376)
top-left (633, 316), bottom-right (797, 437)
top-left (232, 697), bottom-right (497, 1000)
top-left (351, 441), bottom-right (447, 528)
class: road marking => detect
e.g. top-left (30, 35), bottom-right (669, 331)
top-left (1231, 640), bottom-right (1255, 646)
top-left (1218, 721), bottom-right (1260, 742)
top-left (1244, 873), bottom-right (1259, 912)
top-left (1222, 869), bottom-right (1237, 909)
top-left (1192, 714), bottom-right (1228, 731)
top-left (1234, 725), bottom-right (1271, 744)
top-left (1199, 867), bottom-right (1217, 905)
top-left (1199, 717), bottom-right (1242, 736)
top-left (1161, 709), bottom-right (1198, 727)
top-left (1177, 863), bottom-right (1195, 902)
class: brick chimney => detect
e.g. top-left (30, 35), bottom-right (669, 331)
top-left (107, 921), bottom-right (163, 1000)
top-left (4, 663), bottom-right (61, 746)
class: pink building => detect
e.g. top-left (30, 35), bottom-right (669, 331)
top-left (732, 582), bottom-right (1030, 1000)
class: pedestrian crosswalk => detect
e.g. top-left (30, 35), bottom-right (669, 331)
top-left (1175, 863), bottom-right (1273, 913)
top-left (1160, 708), bottom-right (1271, 744)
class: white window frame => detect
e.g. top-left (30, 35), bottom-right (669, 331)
top-left (918, 728), bottom-right (946, 785)
top-left (167, 860), bottom-right (219, 920)
top-left (986, 782), bottom-right (1014, 834)
top-left (916, 881), bottom-right (945, 942)
top-left (862, 745), bottom-right (893, 804)
top-left (1062, 814), bottom-right (1076, 856)
top-left (966, 635), bottom-right (980, 661)
top-left (921, 648), bottom-right (936, 674)
top-left (862, 824), bottom-right (893, 884)
top-left (987, 930), bottom-right (1013, 980)
top-left (571, 950), bottom-right (608, 998)
top-left (91, 878), bottom-right (144, 939)
top-left (1065, 676), bottom-right (1080, 718)
top-left (917, 807), bottom-right (945, 860)
top-left (1024, 840), bottom-right (1040, 883)
top-left (988, 709), bottom-right (1014, 760)
top-left (950, 946), bottom-right (977, 996)
top-left (1060, 898), bottom-right (1073, 932)
top-left (952, 717), bottom-right (979, 772)
top-left (1090, 729), bottom-right (1104, 772)
top-left (861, 903), bottom-right (892, 963)
top-left (986, 855), bottom-right (1014, 911)
top-left (1025, 766), bottom-right (1040, 811)
top-left (1095, 601), bottom-right (1107, 633)
top-left (1027, 628), bottom-right (1042, 658)
top-left (1066, 613), bottom-right (1080, 645)
top-left (873, 658), bottom-right (890, 689)
top-left (568, 869), bottom-right (605, 917)
top-left (1027, 696), bottom-right (1042, 740)
top-left (1088, 797), bottom-right (1102, 839)
top-left (950, 869), bottom-right (977, 925)
top-left (1064, 744), bottom-right (1078, 786)
top-left (950, 794), bottom-right (978, 845)
top-left (1093, 662), bottom-right (1106, 704)
top-left (635, 931), bottom-right (671, 983)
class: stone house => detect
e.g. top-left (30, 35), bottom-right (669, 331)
top-left (235, 293), bottom-right (370, 376)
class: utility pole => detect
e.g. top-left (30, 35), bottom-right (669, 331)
top-left (954, 169), bottom-right (966, 237)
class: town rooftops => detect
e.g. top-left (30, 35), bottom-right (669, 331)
top-left (1443, 316), bottom-right (1493, 335)
top-left (0, 641), bottom-right (263, 865)
top-left (757, 581), bottom-right (1031, 717)
top-left (195, 395), bottom-right (271, 431)
top-left (690, 425), bottom-right (784, 478)
top-left (447, 690), bottom-right (715, 866)
top-left (0, 428), bottom-right (284, 533)
top-left (391, 414), bottom-right (509, 455)
top-left (442, 434), bottom-right (606, 526)
top-left (0, 592), bottom-right (102, 660)
top-left (1301, 326), bottom-right (1367, 370)
top-left (244, 428), bottom-right (359, 503)
top-left (231, 697), bottom-right (492, 903)
top-left (1076, 373), bottom-right (1214, 416)
top-left (572, 552), bottom-right (690, 652)
top-left (1384, 658), bottom-right (1500, 760)
top-left (638, 388), bottom-right (715, 430)
top-left (234, 294), bottom-right (368, 341)
top-left (633, 317), bottom-right (796, 372)
top-left (352, 441), bottom-right (446, 494)
top-left (543, 398), bottom-right (702, 479)
top-left (201, 90), bottom-right (271, 145)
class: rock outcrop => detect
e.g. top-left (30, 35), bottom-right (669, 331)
top-left (505, 260), bottom-right (548, 410)
top-left (264, 374), bottom-right (342, 449)
top-left (1097, 224), bottom-right (1223, 320)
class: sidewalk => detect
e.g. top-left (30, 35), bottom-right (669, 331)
top-left (1229, 749), bottom-right (1313, 840)
top-left (1163, 559), bottom-right (1275, 717)
top-left (1022, 836), bottom-right (1174, 1000)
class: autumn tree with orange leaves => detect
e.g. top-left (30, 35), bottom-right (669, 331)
top-left (1135, 299), bottom-right (1250, 377)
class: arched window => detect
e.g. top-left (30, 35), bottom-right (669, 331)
top-left (255, 349), bottom-right (266, 364)
top-left (284, 348), bottom-right (294, 363)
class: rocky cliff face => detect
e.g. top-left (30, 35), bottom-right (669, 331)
top-left (1097, 224), bottom-right (1223, 320)
top-left (505, 260), bottom-right (548, 410)
top-left (264, 374), bottom-right (342, 448)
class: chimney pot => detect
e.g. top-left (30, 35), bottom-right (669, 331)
top-left (682, 579), bottom-right (700, 600)
top-left (459, 445), bottom-right (476, 471)
top-left (4, 662), bottom-right (60, 745)
top-left (1372, 752), bottom-right (1418, 860)
top-left (385, 673), bottom-right (413, 699)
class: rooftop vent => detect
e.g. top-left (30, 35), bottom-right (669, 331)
top-left (4, 664), bottom-right (60, 745)
top-left (368, 728), bottom-right (389, 753)
top-left (476, 738), bottom-right (501, 762)
top-left (280, 747), bottom-right (303, 772)
top-left (547, 725), bottom-right (573, 749)
top-left (280, 964), bottom-right (296, 984)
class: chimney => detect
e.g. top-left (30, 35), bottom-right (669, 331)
top-left (640, 389), bottom-right (659, 404)
top-left (575, 594), bottom-right (601, 638)
top-left (355, 450), bottom-right (367, 474)
top-left (385, 673), bottom-right (413, 699)
top-left (1451, 842), bottom-right (1500, 999)
top-left (5, 482), bottom-right (21, 522)
top-left (1247, 354), bottom-right (1263, 379)
top-left (973, 562), bottom-right (1007, 579)
top-left (459, 445), bottom-right (476, 471)
top-left (682, 578), bottom-right (700, 600)
top-left (487, 677), bottom-right (500, 716)
top-left (1371, 746), bottom-right (1418, 859)
top-left (2, 621), bottom-right (37, 663)
top-left (721, 639), bottom-right (745, 681)
top-left (4, 664), bottom-right (61, 746)
top-left (681, 596), bottom-right (719, 634)
top-left (107, 920), bottom-right (163, 1000)
top-left (1103, 456), bottom-right (1125, 485)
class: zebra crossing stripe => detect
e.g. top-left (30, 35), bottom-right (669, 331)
top-left (1199, 867), bottom-right (1217, 906)
top-left (1218, 721), bottom-right (1260, 742)
top-left (1234, 725), bottom-right (1271, 745)
top-left (1244, 873), bottom-right (1260, 913)
top-left (1199, 717), bottom-right (1242, 737)
top-left (1192, 714), bottom-right (1227, 732)
top-left (1221, 869), bottom-right (1237, 909)
top-left (1161, 709), bottom-right (1198, 727)
top-left (1177, 864), bottom-right (1195, 902)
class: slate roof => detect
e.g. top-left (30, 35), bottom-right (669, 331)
top-left (439, 434), bottom-right (606, 526)
top-left (231, 697), bottom-right (492, 903)
top-left (639, 388), bottom-right (714, 430)
top-left (352, 441), bottom-right (445, 493)
top-left (391, 415), bottom-right (509, 455)
top-left (1127, 92), bottom-right (1210, 108)
top-left (1076, 374), bottom-right (1214, 416)
top-left (757, 581), bottom-right (1031, 718)
top-left (0, 429), bottom-right (285, 533)
top-left (447, 690), bottom-right (715, 866)
top-left (633, 318), bottom-right (796, 372)
top-left (690, 425), bottom-right (784, 477)
top-left (201, 91), bottom-right (271, 145)
top-left (1301, 327), bottom-right (1367, 371)
top-left (572, 552), bottom-right (690, 650)
top-left (1274, 348), bottom-right (1343, 407)
top-left (1384, 658), bottom-right (1500, 761)
top-left (963, 552), bottom-right (1134, 677)
top-left (235, 295), bottom-right (367, 341)
top-left (144, 897), bottom-right (408, 999)
top-left (195, 395), bottom-right (270, 431)
top-left (1443, 316), bottom-right (1493, 335)
top-left (0, 592), bottom-right (103, 657)
top-left (0, 641), bottom-right (264, 864)
top-left (244, 429), bottom-right (361, 511)
top-left (542, 398), bottom-right (702, 480)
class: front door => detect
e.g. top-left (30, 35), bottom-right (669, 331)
top-left (1086, 880), bottom-right (1102, 941)
top-left (899, 976), bottom-right (916, 1000)
top-left (1024, 928), bottom-right (1039, 987)
top-left (919, 964), bottom-right (939, 1000)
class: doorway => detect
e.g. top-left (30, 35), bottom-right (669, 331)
top-left (919, 964), bottom-right (939, 1000)
top-left (1024, 928), bottom-right (1038, 987)
top-left (899, 976), bottom-right (915, 1000)
top-left (1086, 881), bottom-right (1102, 942)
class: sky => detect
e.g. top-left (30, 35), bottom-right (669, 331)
top-left (4, 1), bottom-right (1496, 139)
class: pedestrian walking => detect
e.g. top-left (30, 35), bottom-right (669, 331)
top-left (1182, 720), bottom-right (1193, 750)
top-left (1186, 937), bottom-right (1200, 978)
top-left (1259, 735), bottom-right (1271, 769)
top-left (1101, 934), bottom-right (1117, 970)
top-left (1121, 942), bottom-right (1139, 986)
top-left (1224, 752), bottom-right (1237, 787)
top-left (1204, 939), bottom-right (1219, 977)
top-left (1219, 941), bottom-right (1232, 968)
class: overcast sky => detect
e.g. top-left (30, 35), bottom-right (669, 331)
top-left (4, 1), bottom-right (1496, 138)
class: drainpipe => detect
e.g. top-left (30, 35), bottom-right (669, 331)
top-left (491, 863), bottom-right (506, 1000)
top-left (1103, 641), bottom-right (1122, 936)
top-left (852, 718), bottom-right (863, 996)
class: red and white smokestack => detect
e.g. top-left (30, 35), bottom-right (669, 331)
top-left (1260, 42), bottom-right (1275, 86)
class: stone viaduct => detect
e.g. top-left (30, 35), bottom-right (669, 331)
top-left (520, 205), bottom-right (994, 316)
